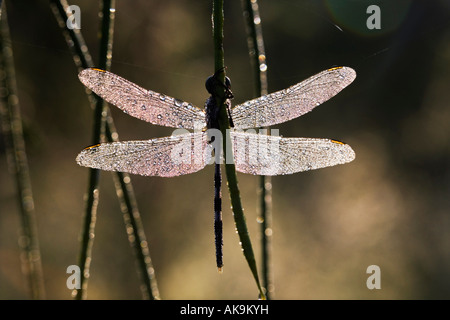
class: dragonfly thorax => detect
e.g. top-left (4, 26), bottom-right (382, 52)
top-left (205, 95), bottom-right (231, 130)
top-left (205, 74), bottom-right (233, 130)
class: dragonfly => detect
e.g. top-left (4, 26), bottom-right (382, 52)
top-left (76, 66), bottom-right (356, 269)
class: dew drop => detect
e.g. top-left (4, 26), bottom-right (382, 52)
top-left (259, 63), bottom-right (267, 72)
top-left (174, 99), bottom-right (183, 107)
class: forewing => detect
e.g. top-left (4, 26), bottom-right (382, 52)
top-left (76, 132), bottom-right (211, 177)
top-left (230, 131), bottom-right (355, 175)
top-left (79, 68), bottom-right (206, 130)
top-left (231, 67), bottom-right (356, 129)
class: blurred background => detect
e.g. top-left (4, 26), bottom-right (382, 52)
top-left (1, 0), bottom-right (449, 299)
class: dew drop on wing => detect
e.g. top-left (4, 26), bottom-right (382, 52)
top-left (174, 99), bottom-right (183, 107)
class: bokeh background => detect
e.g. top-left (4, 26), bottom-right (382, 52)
top-left (1, 0), bottom-right (450, 299)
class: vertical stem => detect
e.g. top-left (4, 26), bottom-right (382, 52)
top-left (241, 0), bottom-right (268, 96)
top-left (74, 0), bottom-right (113, 300)
top-left (212, 0), bottom-right (265, 299)
top-left (0, 4), bottom-right (46, 299)
top-left (241, 0), bottom-right (273, 299)
top-left (110, 169), bottom-right (160, 299)
top-left (50, 0), bottom-right (159, 299)
top-left (212, 0), bottom-right (225, 84)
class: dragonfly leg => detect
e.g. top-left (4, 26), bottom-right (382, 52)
top-left (226, 100), bottom-right (234, 128)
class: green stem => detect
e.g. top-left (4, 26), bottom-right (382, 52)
top-left (212, 0), bottom-right (265, 299)
top-left (241, 0), bottom-right (268, 96)
top-left (74, 0), bottom-right (113, 300)
top-left (241, 0), bottom-right (273, 299)
top-left (50, 0), bottom-right (159, 300)
top-left (0, 4), bottom-right (46, 299)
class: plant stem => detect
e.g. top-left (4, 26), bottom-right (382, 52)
top-left (74, 0), bottom-right (115, 300)
top-left (212, 0), bottom-right (265, 299)
top-left (0, 4), bottom-right (46, 299)
top-left (50, 0), bottom-right (159, 299)
top-left (241, 0), bottom-right (273, 299)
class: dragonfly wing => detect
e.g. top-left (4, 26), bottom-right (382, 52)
top-left (230, 131), bottom-right (355, 176)
top-left (79, 68), bottom-right (206, 130)
top-left (76, 132), bottom-right (212, 177)
top-left (231, 67), bottom-right (356, 129)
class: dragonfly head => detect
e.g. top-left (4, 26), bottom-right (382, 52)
top-left (205, 74), bottom-right (231, 96)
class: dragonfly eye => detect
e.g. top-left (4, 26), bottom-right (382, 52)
top-left (205, 75), bottom-right (215, 95)
top-left (205, 75), bottom-right (232, 96)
